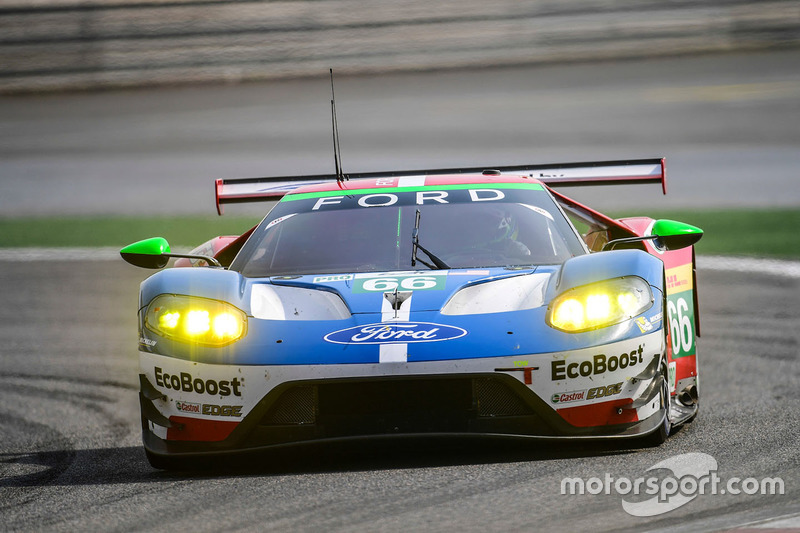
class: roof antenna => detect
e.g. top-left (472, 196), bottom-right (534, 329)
top-left (330, 68), bottom-right (347, 183)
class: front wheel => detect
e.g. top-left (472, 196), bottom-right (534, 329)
top-left (639, 358), bottom-right (672, 447)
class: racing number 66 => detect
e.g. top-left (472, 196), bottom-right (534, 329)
top-left (667, 296), bottom-right (693, 356)
top-left (362, 276), bottom-right (439, 292)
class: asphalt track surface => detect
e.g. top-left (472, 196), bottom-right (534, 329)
top-left (1, 50), bottom-right (800, 532)
top-left (0, 259), bottom-right (798, 533)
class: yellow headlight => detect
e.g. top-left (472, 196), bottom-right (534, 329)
top-left (552, 298), bottom-right (585, 330)
top-left (548, 277), bottom-right (653, 332)
top-left (585, 293), bottom-right (611, 321)
top-left (617, 291), bottom-right (641, 316)
top-left (213, 312), bottom-right (243, 339)
top-left (145, 295), bottom-right (247, 346)
top-left (185, 310), bottom-right (211, 336)
top-left (158, 311), bottom-right (180, 330)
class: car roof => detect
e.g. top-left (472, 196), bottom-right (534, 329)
top-left (286, 173), bottom-right (545, 196)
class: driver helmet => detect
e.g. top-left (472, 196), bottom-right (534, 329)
top-left (477, 207), bottom-right (519, 245)
top-left (473, 206), bottom-right (530, 256)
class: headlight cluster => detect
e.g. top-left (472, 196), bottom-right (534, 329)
top-left (145, 294), bottom-right (247, 346)
top-left (547, 277), bottom-right (653, 333)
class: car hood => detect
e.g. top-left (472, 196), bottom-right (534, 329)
top-left (265, 267), bottom-right (549, 315)
top-left (137, 250), bottom-right (665, 365)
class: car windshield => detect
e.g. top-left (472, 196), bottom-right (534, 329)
top-left (231, 183), bottom-right (586, 277)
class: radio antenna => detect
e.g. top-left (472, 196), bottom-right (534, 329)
top-left (330, 69), bottom-right (347, 183)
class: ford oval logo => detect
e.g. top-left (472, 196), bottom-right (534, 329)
top-left (324, 322), bottom-right (467, 345)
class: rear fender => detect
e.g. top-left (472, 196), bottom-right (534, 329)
top-left (618, 217), bottom-right (700, 399)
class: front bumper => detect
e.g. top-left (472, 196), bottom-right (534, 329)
top-left (140, 332), bottom-right (667, 457)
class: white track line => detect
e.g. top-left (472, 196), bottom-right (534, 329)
top-left (697, 255), bottom-right (800, 279)
top-left (1, 249), bottom-right (800, 279)
top-left (0, 247), bottom-right (122, 261)
top-left (0, 247), bottom-right (189, 262)
top-left (732, 511), bottom-right (800, 530)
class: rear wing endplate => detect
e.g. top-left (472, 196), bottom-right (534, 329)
top-left (215, 158), bottom-right (665, 214)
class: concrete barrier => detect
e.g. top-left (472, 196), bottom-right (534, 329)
top-left (1, 0), bottom-right (798, 92)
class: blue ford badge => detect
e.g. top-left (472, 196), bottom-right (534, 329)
top-left (324, 322), bottom-right (467, 345)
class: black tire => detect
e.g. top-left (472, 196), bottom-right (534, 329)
top-left (642, 379), bottom-right (672, 448)
top-left (642, 282), bottom-right (674, 446)
top-left (640, 358), bottom-right (672, 447)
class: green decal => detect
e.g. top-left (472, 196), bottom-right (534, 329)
top-left (353, 274), bottom-right (447, 293)
top-left (667, 292), bottom-right (695, 358)
top-left (283, 182), bottom-right (544, 202)
top-left (668, 361), bottom-right (677, 392)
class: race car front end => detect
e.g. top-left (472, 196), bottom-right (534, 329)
top-left (122, 169), bottom-right (703, 468)
top-left (139, 333), bottom-right (668, 456)
top-left (136, 251), bottom-right (670, 466)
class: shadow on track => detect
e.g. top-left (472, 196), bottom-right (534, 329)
top-left (0, 435), bottom-right (658, 487)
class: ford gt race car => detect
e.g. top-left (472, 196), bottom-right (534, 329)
top-left (121, 159), bottom-right (703, 470)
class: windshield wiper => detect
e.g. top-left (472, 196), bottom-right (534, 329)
top-left (411, 209), bottom-right (450, 270)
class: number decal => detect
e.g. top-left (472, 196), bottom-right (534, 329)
top-left (400, 276), bottom-right (438, 290)
top-left (354, 273), bottom-right (447, 293)
top-left (668, 361), bottom-right (677, 393)
top-left (362, 278), bottom-right (399, 292)
top-left (667, 294), bottom-right (695, 358)
top-left (668, 299), bottom-right (680, 354)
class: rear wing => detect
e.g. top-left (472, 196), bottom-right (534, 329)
top-left (215, 158), bottom-right (665, 214)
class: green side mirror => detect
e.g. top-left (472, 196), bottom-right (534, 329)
top-left (652, 219), bottom-right (703, 251)
top-left (120, 237), bottom-right (171, 269)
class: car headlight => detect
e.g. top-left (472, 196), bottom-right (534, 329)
top-left (547, 277), bottom-right (653, 332)
top-left (145, 294), bottom-right (247, 346)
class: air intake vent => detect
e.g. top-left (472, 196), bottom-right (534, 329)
top-left (474, 378), bottom-right (533, 417)
top-left (261, 385), bottom-right (317, 425)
